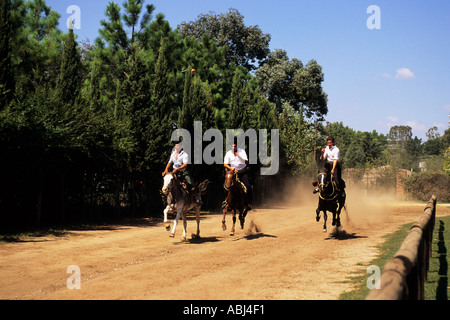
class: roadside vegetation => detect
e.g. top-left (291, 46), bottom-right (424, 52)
top-left (340, 214), bottom-right (450, 300)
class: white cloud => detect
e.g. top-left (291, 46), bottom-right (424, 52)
top-left (395, 67), bottom-right (416, 80)
top-left (387, 116), bottom-right (399, 123)
top-left (405, 120), bottom-right (427, 133)
top-left (382, 72), bottom-right (392, 78)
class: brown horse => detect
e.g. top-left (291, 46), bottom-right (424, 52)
top-left (222, 170), bottom-right (248, 236)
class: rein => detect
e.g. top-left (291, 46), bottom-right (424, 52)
top-left (223, 172), bottom-right (236, 191)
top-left (318, 172), bottom-right (338, 201)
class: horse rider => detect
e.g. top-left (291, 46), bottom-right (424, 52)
top-left (314, 136), bottom-right (346, 198)
top-left (222, 144), bottom-right (253, 210)
top-left (162, 143), bottom-right (195, 193)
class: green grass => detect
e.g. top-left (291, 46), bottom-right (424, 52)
top-left (340, 215), bottom-right (450, 300)
top-left (425, 216), bottom-right (449, 300)
top-left (339, 222), bottom-right (414, 300)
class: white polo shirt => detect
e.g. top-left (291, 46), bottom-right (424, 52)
top-left (323, 145), bottom-right (340, 162)
top-left (224, 148), bottom-right (248, 171)
top-left (169, 150), bottom-right (189, 171)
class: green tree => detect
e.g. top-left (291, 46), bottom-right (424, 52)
top-left (178, 8), bottom-right (271, 71)
top-left (21, 0), bottom-right (63, 89)
top-left (294, 60), bottom-right (329, 120)
top-left (422, 126), bottom-right (443, 156)
top-left (346, 141), bottom-right (366, 168)
top-left (119, 47), bottom-right (152, 173)
top-left (388, 125), bottom-right (421, 170)
top-left (278, 103), bottom-right (314, 174)
top-left (55, 28), bottom-right (81, 105)
top-left (256, 49), bottom-right (328, 120)
top-left (0, 0), bottom-right (15, 109)
top-left (387, 125), bottom-right (412, 145)
top-left (228, 67), bottom-right (250, 129)
top-left (147, 37), bottom-right (175, 170)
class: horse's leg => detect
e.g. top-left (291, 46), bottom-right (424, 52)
top-left (222, 208), bottom-right (227, 231)
top-left (336, 211), bottom-right (341, 228)
top-left (240, 208), bottom-right (248, 229)
top-left (230, 210), bottom-right (236, 236)
top-left (332, 210), bottom-right (337, 227)
top-left (181, 209), bottom-right (188, 241)
top-left (316, 207), bottom-right (321, 222)
top-left (163, 205), bottom-right (171, 231)
top-left (331, 204), bottom-right (337, 226)
top-left (193, 206), bottom-right (201, 239)
top-left (323, 210), bottom-right (327, 232)
top-left (170, 204), bottom-right (182, 238)
top-left (336, 203), bottom-right (342, 228)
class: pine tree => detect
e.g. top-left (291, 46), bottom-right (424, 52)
top-left (119, 48), bottom-right (152, 173)
top-left (199, 80), bottom-right (214, 129)
top-left (55, 28), bottom-right (81, 105)
top-left (152, 38), bottom-right (171, 119)
top-left (22, 0), bottom-right (63, 89)
top-left (0, 0), bottom-right (15, 109)
top-left (178, 69), bottom-right (195, 133)
top-left (229, 68), bottom-right (250, 129)
top-left (146, 37), bottom-right (173, 169)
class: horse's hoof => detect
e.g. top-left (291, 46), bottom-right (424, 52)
top-left (316, 215), bottom-right (320, 222)
top-left (222, 222), bottom-right (227, 231)
top-left (322, 228), bottom-right (327, 233)
top-left (230, 231), bottom-right (235, 236)
top-left (191, 233), bottom-right (201, 239)
top-left (181, 236), bottom-right (187, 242)
top-left (169, 233), bottom-right (175, 238)
top-left (165, 224), bottom-right (171, 231)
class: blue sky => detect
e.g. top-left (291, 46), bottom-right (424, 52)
top-left (45, 0), bottom-right (450, 141)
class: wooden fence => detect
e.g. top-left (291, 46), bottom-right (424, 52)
top-left (366, 195), bottom-right (437, 300)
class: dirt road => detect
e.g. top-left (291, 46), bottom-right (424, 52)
top-left (1, 192), bottom-right (449, 300)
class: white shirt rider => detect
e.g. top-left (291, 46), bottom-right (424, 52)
top-left (224, 144), bottom-right (248, 172)
top-left (320, 138), bottom-right (340, 176)
top-left (169, 149), bottom-right (188, 171)
top-left (322, 145), bottom-right (340, 163)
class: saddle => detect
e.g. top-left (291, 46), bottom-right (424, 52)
top-left (171, 173), bottom-right (201, 205)
top-left (235, 175), bottom-right (248, 193)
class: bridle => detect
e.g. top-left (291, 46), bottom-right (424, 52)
top-left (224, 171), bottom-right (237, 191)
top-left (317, 172), bottom-right (337, 201)
top-left (162, 172), bottom-right (180, 195)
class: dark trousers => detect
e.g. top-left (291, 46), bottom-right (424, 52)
top-left (179, 170), bottom-right (194, 188)
top-left (326, 161), bottom-right (344, 191)
top-left (237, 171), bottom-right (253, 204)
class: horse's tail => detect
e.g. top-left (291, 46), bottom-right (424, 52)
top-left (197, 179), bottom-right (211, 195)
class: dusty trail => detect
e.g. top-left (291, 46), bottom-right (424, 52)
top-left (1, 189), bottom-right (449, 300)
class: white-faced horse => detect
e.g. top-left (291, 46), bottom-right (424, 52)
top-left (162, 173), bottom-right (210, 241)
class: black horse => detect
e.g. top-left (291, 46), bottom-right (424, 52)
top-left (313, 170), bottom-right (346, 232)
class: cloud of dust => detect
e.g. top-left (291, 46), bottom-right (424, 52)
top-left (342, 187), bottom-right (398, 229)
top-left (274, 174), bottom-right (401, 230)
top-left (274, 175), bottom-right (323, 208)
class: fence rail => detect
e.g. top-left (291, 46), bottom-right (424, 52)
top-left (366, 195), bottom-right (437, 300)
